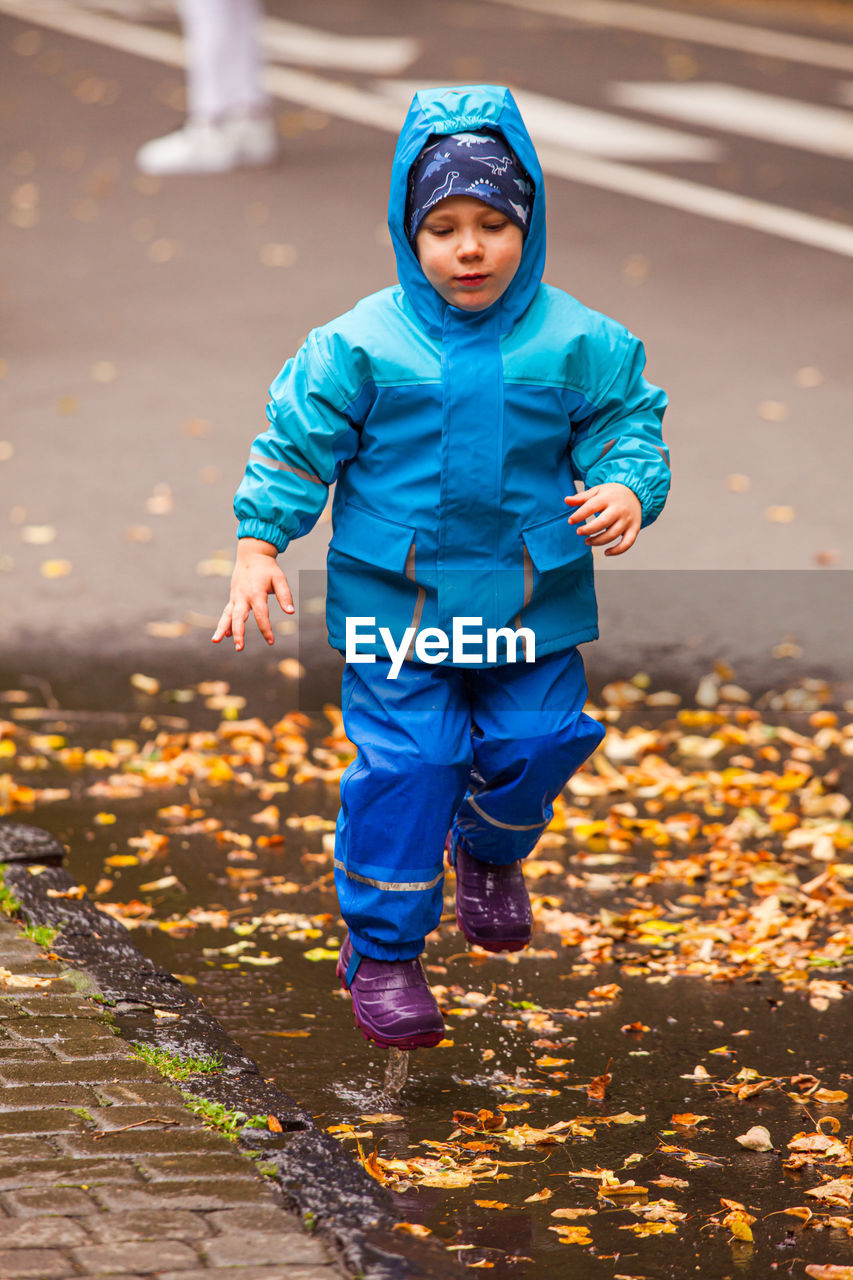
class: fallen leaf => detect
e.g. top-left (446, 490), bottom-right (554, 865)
top-left (392, 1223), bottom-right (432, 1238)
top-left (548, 1225), bottom-right (593, 1244)
top-left (619, 1221), bottom-right (676, 1236)
top-left (130, 673), bottom-right (160, 695)
top-left (146, 621), bottom-right (190, 638)
top-left (736, 1126), bottom-right (773, 1152)
top-left (474, 1200), bottom-right (510, 1210)
top-left (722, 1208), bottom-right (756, 1241)
top-left (0, 968), bottom-right (55, 989)
top-left (587, 1070), bottom-right (611, 1101)
top-left (40, 559), bottom-right (72, 578)
top-left (21, 525), bottom-right (56, 544)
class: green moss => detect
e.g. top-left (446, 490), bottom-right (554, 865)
top-left (67, 1106), bottom-right (95, 1124)
top-left (0, 864), bottom-right (22, 916)
top-left (129, 1042), bottom-right (224, 1080)
top-left (178, 1091), bottom-right (269, 1142)
top-left (22, 922), bottom-right (59, 947)
top-left (255, 1161), bottom-right (278, 1178)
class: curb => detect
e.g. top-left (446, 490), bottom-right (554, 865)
top-left (0, 823), bottom-right (465, 1280)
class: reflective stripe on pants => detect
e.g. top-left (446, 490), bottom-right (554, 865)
top-left (334, 647), bottom-right (605, 961)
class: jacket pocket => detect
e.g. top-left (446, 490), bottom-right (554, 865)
top-left (330, 502), bottom-right (416, 575)
top-left (521, 511), bottom-right (588, 573)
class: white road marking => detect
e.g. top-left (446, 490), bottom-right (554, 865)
top-left (611, 81), bottom-right (853, 161)
top-left (378, 79), bottom-right (722, 163)
top-left (3, 0), bottom-right (853, 259)
top-left (479, 0), bottom-right (853, 73)
top-left (261, 18), bottom-right (420, 76)
top-left (535, 140), bottom-right (853, 258)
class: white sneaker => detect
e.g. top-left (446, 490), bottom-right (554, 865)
top-left (135, 113), bottom-right (279, 176)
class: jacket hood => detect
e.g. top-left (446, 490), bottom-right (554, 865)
top-left (388, 84), bottom-right (546, 336)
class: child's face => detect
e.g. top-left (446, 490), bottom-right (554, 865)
top-left (414, 196), bottom-right (523, 312)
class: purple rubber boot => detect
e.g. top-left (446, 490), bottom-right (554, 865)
top-left (336, 935), bottom-right (445, 1050)
top-left (450, 836), bottom-right (532, 953)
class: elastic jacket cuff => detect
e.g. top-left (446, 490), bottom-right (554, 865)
top-left (236, 519), bottom-right (291, 553)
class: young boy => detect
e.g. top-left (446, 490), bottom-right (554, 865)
top-left (213, 85), bottom-right (670, 1052)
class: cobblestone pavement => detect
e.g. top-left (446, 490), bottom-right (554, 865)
top-left (0, 915), bottom-right (345, 1280)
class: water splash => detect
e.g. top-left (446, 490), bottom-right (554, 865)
top-left (382, 1047), bottom-right (409, 1097)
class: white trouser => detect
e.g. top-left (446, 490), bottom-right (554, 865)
top-left (179, 0), bottom-right (267, 120)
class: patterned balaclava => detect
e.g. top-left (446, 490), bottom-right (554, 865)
top-left (406, 129), bottom-right (534, 243)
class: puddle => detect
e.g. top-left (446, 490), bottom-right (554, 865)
top-left (2, 665), bottom-right (852, 1278)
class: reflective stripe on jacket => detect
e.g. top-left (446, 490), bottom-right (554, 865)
top-left (235, 84), bottom-right (670, 662)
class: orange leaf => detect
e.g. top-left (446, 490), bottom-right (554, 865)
top-left (586, 1072), bottom-right (611, 1101)
top-left (267, 1115), bottom-right (283, 1132)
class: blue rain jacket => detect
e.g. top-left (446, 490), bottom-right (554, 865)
top-left (235, 85), bottom-right (670, 663)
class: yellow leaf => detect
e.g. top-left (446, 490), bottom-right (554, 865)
top-left (250, 804), bottom-right (280, 827)
top-left (548, 1225), bottom-right (593, 1245)
top-left (196, 556), bottom-right (234, 577)
top-left (805, 1179), bottom-right (853, 1205)
top-left (360, 1114), bottom-right (404, 1124)
top-left (104, 854), bottom-right (138, 867)
top-left (524, 1189), bottom-right (553, 1203)
top-left (146, 620), bottom-right (190, 638)
top-left (40, 559), bottom-right (72, 578)
top-left (783, 1207), bottom-right (812, 1223)
top-left (303, 948), bottom-right (339, 962)
top-left (620, 1221), bottom-right (677, 1236)
top-left (474, 1200), bottom-right (510, 1210)
top-left (130, 673), bottom-right (160, 695)
top-left (671, 1113), bottom-right (710, 1127)
top-left (551, 1208), bottom-right (596, 1219)
top-left (722, 1210), bottom-right (756, 1241)
top-left (392, 1223), bottom-right (432, 1238)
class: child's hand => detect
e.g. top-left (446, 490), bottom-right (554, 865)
top-left (565, 483), bottom-right (642, 556)
top-left (212, 538), bottom-right (294, 651)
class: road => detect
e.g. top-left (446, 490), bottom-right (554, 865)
top-left (1, 0), bottom-right (851, 697)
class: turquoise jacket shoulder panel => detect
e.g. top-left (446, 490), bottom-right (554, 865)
top-left (234, 85), bottom-right (670, 663)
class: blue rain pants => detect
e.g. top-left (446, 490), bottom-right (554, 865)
top-left (333, 647), bottom-right (605, 961)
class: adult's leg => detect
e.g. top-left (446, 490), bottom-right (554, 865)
top-left (179, 0), bottom-right (267, 119)
top-left (335, 660), bottom-right (472, 961)
top-left (452, 647), bottom-right (605, 865)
